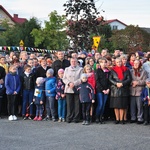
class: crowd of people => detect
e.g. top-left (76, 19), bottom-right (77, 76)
top-left (0, 49), bottom-right (150, 126)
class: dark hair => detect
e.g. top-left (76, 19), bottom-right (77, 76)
top-left (24, 64), bottom-right (31, 71)
top-left (127, 52), bottom-right (136, 62)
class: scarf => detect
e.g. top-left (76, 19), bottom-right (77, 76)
top-left (130, 61), bottom-right (134, 66)
top-left (112, 66), bottom-right (128, 80)
top-left (133, 68), bottom-right (140, 77)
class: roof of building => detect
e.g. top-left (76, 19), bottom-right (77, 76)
top-left (105, 19), bottom-right (128, 26)
top-left (0, 5), bottom-right (27, 24)
top-left (140, 27), bottom-right (150, 34)
top-left (13, 14), bottom-right (27, 24)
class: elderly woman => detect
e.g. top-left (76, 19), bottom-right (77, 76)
top-left (63, 58), bottom-right (83, 123)
top-left (130, 59), bottom-right (147, 124)
top-left (109, 57), bottom-right (132, 124)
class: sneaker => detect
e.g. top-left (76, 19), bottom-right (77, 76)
top-left (43, 116), bottom-right (50, 121)
top-left (37, 116), bottom-right (42, 121)
top-left (52, 117), bottom-right (56, 122)
top-left (23, 116), bottom-right (27, 120)
top-left (58, 118), bottom-right (62, 122)
top-left (13, 115), bottom-right (17, 121)
top-left (62, 118), bottom-right (65, 122)
top-left (28, 116), bottom-right (32, 120)
top-left (143, 121), bottom-right (148, 125)
top-left (85, 121), bottom-right (90, 125)
top-left (33, 116), bottom-right (38, 121)
top-left (82, 121), bottom-right (86, 125)
top-left (8, 115), bottom-right (13, 121)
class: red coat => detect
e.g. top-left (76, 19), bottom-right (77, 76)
top-left (87, 72), bottom-right (96, 94)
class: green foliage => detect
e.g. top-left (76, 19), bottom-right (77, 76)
top-left (110, 25), bottom-right (150, 53)
top-left (31, 11), bottom-right (69, 50)
top-left (0, 18), bottom-right (41, 47)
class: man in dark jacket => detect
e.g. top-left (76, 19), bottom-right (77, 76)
top-left (52, 51), bottom-right (70, 77)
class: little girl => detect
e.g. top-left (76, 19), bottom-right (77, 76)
top-left (83, 64), bottom-right (96, 122)
top-left (5, 65), bottom-right (21, 121)
top-left (33, 77), bottom-right (45, 121)
top-left (56, 69), bottom-right (66, 122)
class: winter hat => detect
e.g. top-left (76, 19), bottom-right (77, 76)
top-left (36, 77), bottom-right (45, 85)
top-left (46, 68), bottom-right (54, 75)
top-left (137, 51), bottom-right (144, 57)
top-left (58, 68), bottom-right (64, 74)
top-left (81, 73), bottom-right (88, 79)
top-left (146, 78), bottom-right (150, 83)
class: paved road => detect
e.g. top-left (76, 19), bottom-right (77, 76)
top-left (0, 117), bottom-right (150, 150)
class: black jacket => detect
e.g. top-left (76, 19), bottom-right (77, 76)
top-left (52, 59), bottom-right (70, 77)
top-left (21, 73), bottom-right (36, 90)
top-left (95, 68), bottom-right (110, 93)
top-left (35, 66), bottom-right (51, 78)
top-left (109, 69), bottom-right (132, 97)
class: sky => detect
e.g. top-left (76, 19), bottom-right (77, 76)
top-left (1, 0), bottom-right (150, 28)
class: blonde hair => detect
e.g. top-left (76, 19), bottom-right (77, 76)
top-left (9, 65), bottom-right (16, 72)
top-left (83, 64), bottom-right (92, 73)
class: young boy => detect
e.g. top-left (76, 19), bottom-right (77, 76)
top-left (33, 77), bottom-right (45, 121)
top-left (77, 73), bottom-right (95, 125)
top-left (21, 65), bottom-right (36, 120)
top-left (141, 78), bottom-right (150, 125)
top-left (44, 69), bottom-right (56, 121)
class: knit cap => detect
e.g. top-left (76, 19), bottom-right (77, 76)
top-left (58, 68), bottom-right (64, 74)
top-left (146, 78), bottom-right (150, 83)
top-left (36, 77), bottom-right (45, 85)
top-left (81, 73), bottom-right (88, 79)
top-left (46, 68), bottom-right (54, 75)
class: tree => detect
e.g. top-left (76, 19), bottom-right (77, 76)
top-left (64, 0), bottom-right (105, 51)
top-left (110, 25), bottom-right (150, 53)
top-left (0, 18), bottom-right (41, 47)
top-left (31, 11), bottom-right (69, 50)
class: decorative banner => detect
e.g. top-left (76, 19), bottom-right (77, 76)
top-left (0, 46), bottom-right (58, 54)
top-left (92, 36), bottom-right (101, 50)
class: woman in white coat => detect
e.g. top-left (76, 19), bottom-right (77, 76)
top-left (63, 58), bottom-right (83, 123)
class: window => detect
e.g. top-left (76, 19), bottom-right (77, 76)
top-left (112, 25), bottom-right (118, 30)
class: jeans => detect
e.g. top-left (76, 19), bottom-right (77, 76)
top-left (7, 94), bottom-right (17, 116)
top-left (35, 105), bottom-right (44, 117)
top-left (58, 99), bottom-right (66, 119)
top-left (22, 89), bottom-right (34, 116)
top-left (130, 96), bottom-right (143, 121)
top-left (96, 92), bottom-right (108, 116)
top-left (46, 96), bottom-right (56, 118)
